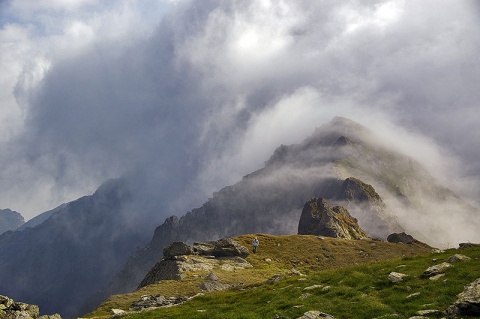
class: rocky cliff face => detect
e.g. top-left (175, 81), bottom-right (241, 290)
top-left (298, 198), bottom-right (368, 240)
top-left (0, 209), bottom-right (24, 234)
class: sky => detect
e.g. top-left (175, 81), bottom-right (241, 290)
top-left (0, 0), bottom-right (479, 221)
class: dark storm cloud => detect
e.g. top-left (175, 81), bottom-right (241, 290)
top-left (3, 0), bottom-right (480, 219)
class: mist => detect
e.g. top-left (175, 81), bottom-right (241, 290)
top-left (0, 0), bottom-right (479, 232)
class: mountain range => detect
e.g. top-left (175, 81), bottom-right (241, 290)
top-left (0, 116), bottom-right (478, 318)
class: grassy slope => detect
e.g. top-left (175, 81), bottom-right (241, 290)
top-left (87, 234), bottom-right (446, 318)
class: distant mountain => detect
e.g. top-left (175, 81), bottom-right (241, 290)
top-left (15, 204), bottom-right (66, 231)
top-left (0, 208), bottom-right (24, 234)
top-left (0, 179), bottom-right (159, 318)
top-left (88, 117), bottom-right (480, 314)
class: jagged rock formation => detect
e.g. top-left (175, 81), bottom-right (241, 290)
top-left (0, 209), bottom-right (24, 234)
top-left (298, 198), bottom-right (368, 239)
top-left (138, 239), bottom-right (251, 289)
top-left (0, 295), bottom-right (61, 319)
top-left (91, 116), bottom-right (480, 313)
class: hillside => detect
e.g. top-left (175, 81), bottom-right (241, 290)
top-left (87, 236), bottom-right (480, 319)
top-left (91, 117), bottom-right (480, 314)
top-left (87, 234), bottom-right (435, 318)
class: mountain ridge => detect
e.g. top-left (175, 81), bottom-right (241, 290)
top-left (86, 116), bottom-right (480, 315)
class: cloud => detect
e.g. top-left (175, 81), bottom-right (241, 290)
top-left (1, 0), bottom-right (479, 222)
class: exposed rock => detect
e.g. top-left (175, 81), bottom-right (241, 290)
top-left (138, 239), bottom-right (251, 289)
top-left (163, 242), bottom-right (194, 259)
top-left (199, 281), bottom-right (231, 292)
top-left (110, 308), bottom-right (126, 316)
top-left (406, 292), bottom-right (421, 299)
top-left (421, 262), bottom-right (451, 278)
top-left (0, 295), bottom-right (61, 319)
top-left (266, 274), bottom-right (283, 285)
top-left (387, 232), bottom-right (414, 244)
top-left (303, 285), bottom-right (324, 291)
top-left (206, 272), bottom-right (218, 281)
top-left (296, 310), bottom-right (335, 319)
top-left (446, 278), bottom-right (480, 316)
top-left (429, 274), bottom-right (445, 281)
top-left (298, 198), bottom-right (369, 240)
top-left (447, 254), bottom-right (471, 263)
top-left (415, 309), bottom-right (442, 317)
top-left (388, 272), bottom-right (408, 283)
top-left (131, 295), bottom-right (189, 311)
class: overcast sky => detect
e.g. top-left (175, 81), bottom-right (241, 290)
top-left (1, 0), bottom-right (479, 220)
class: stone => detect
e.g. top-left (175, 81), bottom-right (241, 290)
top-left (206, 272), bottom-right (218, 281)
top-left (299, 293), bottom-right (311, 299)
top-left (415, 309), bottom-right (442, 316)
top-left (458, 243), bottom-right (480, 249)
top-left (111, 308), bottom-right (126, 316)
top-left (163, 242), bottom-right (194, 259)
top-left (303, 285), bottom-right (324, 291)
top-left (211, 238), bottom-right (249, 258)
top-left (199, 281), bottom-right (231, 292)
top-left (406, 292), bottom-right (421, 299)
top-left (446, 278), bottom-right (480, 316)
top-left (298, 198), bottom-right (368, 240)
top-left (131, 295), bottom-right (188, 311)
top-left (421, 262), bottom-right (451, 278)
top-left (447, 254), bottom-right (471, 263)
top-left (387, 232), bottom-right (414, 244)
top-left (266, 274), bottom-right (283, 284)
top-left (296, 310), bottom-right (335, 319)
top-left (388, 272), bottom-right (408, 283)
top-left (429, 274), bottom-right (445, 281)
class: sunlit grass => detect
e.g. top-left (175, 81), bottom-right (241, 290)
top-left (86, 235), bottom-right (480, 319)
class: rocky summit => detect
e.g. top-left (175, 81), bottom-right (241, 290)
top-left (298, 197), bottom-right (368, 240)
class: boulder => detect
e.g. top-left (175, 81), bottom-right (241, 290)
top-left (298, 198), bottom-right (368, 239)
top-left (163, 242), bottom-right (194, 259)
top-left (446, 278), bottom-right (480, 316)
top-left (296, 310), bottom-right (335, 319)
top-left (211, 238), bottom-right (250, 258)
top-left (447, 254), bottom-right (471, 263)
top-left (421, 262), bottom-right (452, 278)
top-left (388, 272), bottom-right (408, 283)
top-left (387, 232), bottom-right (414, 244)
top-left (131, 295), bottom-right (188, 311)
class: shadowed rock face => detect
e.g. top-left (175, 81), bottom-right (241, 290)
top-left (298, 198), bottom-right (368, 240)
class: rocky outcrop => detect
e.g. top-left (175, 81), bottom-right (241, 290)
top-left (387, 232), bottom-right (415, 244)
top-left (421, 262), bottom-right (452, 278)
top-left (138, 239), bottom-right (251, 289)
top-left (298, 198), bottom-right (368, 240)
top-left (131, 295), bottom-right (190, 311)
top-left (446, 278), bottom-right (480, 316)
top-left (0, 295), bottom-right (61, 319)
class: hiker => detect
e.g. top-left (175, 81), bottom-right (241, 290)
top-left (252, 237), bottom-right (259, 254)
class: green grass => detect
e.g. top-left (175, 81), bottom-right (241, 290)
top-left (86, 236), bottom-right (480, 319)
